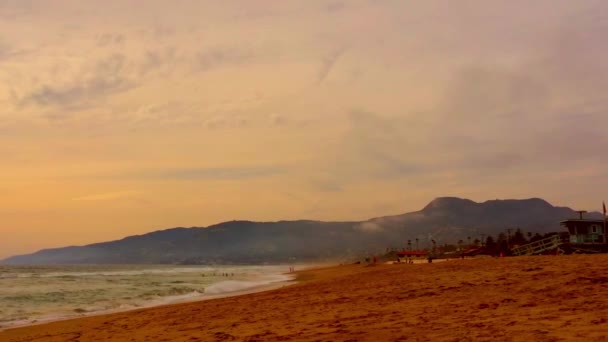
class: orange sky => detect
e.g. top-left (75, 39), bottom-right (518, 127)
top-left (1, 0), bottom-right (607, 259)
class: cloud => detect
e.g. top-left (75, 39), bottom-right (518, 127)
top-left (264, 113), bottom-right (311, 128)
top-left (163, 167), bottom-right (282, 180)
top-left (434, 49), bottom-right (608, 174)
top-left (317, 48), bottom-right (346, 84)
top-left (150, 24), bottom-right (176, 40)
top-left (325, 2), bottom-right (346, 13)
top-left (18, 54), bottom-right (135, 111)
top-left (0, 1), bottom-right (36, 20)
top-left (268, 114), bottom-right (287, 126)
top-left (137, 47), bottom-right (179, 77)
top-left (72, 191), bottom-right (140, 201)
top-left (0, 39), bottom-right (13, 60)
top-left (131, 101), bottom-right (199, 125)
top-left (339, 110), bottom-right (429, 177)
top-left (415, 5), bottom-right (608, 181)
top-left (0, 38), bottom-right (26, 62)
top-left (310, 178), bottom-right (344, 193)
top-left (20, 78), bottom-right (133, 111)
top-left (300, 109), bottom-right (434, 193)
top-left (96, 33), bottom-right (125, 47)
top-left (197, 46), bottom-right (253, 72)
top-left (354, 221), bottom-right (383, 233)
top-left (113, 166), bottom-right (284, 181)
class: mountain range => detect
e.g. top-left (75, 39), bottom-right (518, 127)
top-left (2, 197), bottom-right (602, 265)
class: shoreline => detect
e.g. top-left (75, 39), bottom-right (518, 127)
top-left (0, 263), bottom-right (339, 333)
top-left (0, 266), bottom-right (309, 332)
top-left (0, 260), bottom-right (454, 332)
top-left (0, 277), bottom-right (297, 332)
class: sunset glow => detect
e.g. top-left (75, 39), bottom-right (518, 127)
top-left (1, 0), bottom-right (607, 258)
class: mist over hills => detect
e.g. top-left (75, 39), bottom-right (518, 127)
top-left (2, 197), bottom-right (601, 265)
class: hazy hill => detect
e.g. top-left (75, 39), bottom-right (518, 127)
top-left (2, 197), bottom-right (601, 265)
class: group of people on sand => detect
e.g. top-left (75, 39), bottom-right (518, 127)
top-left (364, 256), bottom-right (378, 264)
top-left (396, 257), bottom-right (415, 264)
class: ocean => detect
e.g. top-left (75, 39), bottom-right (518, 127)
top-left (0, 264), bottom-right (294, 330)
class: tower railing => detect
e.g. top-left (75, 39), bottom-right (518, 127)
top-left (511, 234), bottom-right (562, 256)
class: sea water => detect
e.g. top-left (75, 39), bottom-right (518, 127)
top-left (0, 264), bottom-right (294, 330)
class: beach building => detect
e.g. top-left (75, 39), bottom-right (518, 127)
top-left (513, 213), bottom-right (607, 256)
top-left (560, 219), bottom-right (607, 245)
top-left (397, 250), bottom-right (427, 258)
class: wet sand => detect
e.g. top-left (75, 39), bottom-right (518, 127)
top-left (2, 255), bottom-right (608, 341)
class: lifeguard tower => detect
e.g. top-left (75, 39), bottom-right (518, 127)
top-left (560, 210), bottom-right (607, 252)
top-left (512, 210), bottom-right (608, 255)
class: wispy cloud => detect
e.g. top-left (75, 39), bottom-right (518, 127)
top-left (197, 46), bottom-right (253, 72)
top-left (17, 54), bottom-right (135, 111)
top-left (113, 166), bottom-right (285, 181)
top-left (157, 166), bottom-right (284, 180)
top-left (354, 221), bottom-right (383, 233)
top-left (137, 47), bottom-right (179, 77)
top-left (72, 191), bottom-right (140, 201)
top-left (325, 2), bottom-right (347, 13)
top-left (20, 78), bottom-right (133, 111)
top-left (96, 33), bottom-right (125, 47)
top-left (317, 48), bottom-right (346, 84)
top-left (0, 39), bottom-right (14, 60)
top-left (0, 1), bottom-right (36, 20)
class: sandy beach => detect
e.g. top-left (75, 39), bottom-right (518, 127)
top-left (2, 255), bottom-right (608, 341)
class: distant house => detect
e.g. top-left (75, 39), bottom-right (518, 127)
top-left (397, 250), bottom-right (427, 258)
top-left (560, 219), bottom-right (606, 245)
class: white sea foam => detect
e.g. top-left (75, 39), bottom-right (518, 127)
top-left (0, 264), bottom-right (299, 331)
top-left (204, 274), bottom-right (294, 295)
top-left (4, 267), bottom-right (216, 279)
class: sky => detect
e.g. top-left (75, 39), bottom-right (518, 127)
top-left (1, 0), bottom-right (608, 258)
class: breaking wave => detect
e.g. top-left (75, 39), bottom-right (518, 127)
top-left (204, 274), bottom-right (293, 295)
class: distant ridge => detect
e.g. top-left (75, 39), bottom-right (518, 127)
top-left (2, 197), bottom-right (602, 265)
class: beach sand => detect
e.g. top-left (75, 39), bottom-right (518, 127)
top-left (2, 255), bottom-right (608, 341)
